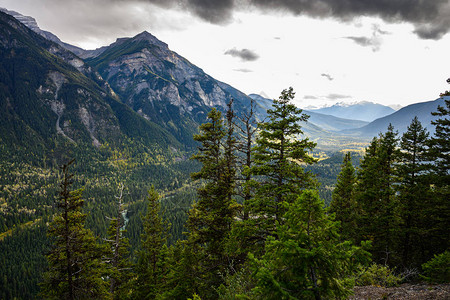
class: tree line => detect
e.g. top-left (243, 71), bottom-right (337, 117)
top-left (40, 84), bottom-right (449, 299)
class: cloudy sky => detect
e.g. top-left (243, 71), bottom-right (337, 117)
top-left (1, 0), bottom-right (450, 108)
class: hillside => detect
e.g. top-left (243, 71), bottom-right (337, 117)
top-left (342, 97), bottom-right (448, 137)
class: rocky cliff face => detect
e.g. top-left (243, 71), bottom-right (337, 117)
top-left (86, 31), bottom-right (256, 145)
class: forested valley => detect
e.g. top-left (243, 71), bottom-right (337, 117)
top-left (1, 84), bottom-right (448, 299)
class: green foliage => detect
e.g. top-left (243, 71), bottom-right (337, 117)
top-left (355, 125), bottom-right (401, 266)
top-left (251, 190), bottom-right (369, 300)
top-left (133, 186), bottom-right (170, 299)
top-left (246, 87), bottom-right (317, 254)
top-left (40, 160), bottom-right (109, 299)
top-left (330, 152), bottom-right (358, 242)
top-left (356, 264), bottom-right (402, 287)
top-left (396, 117), bottom-right (431, 267)
top-left (185, 106), bottom-right (238, 298)
top-left (421, 251), bottom-right (450, 283)
top-left (217, 264), bottom-right (255, 300)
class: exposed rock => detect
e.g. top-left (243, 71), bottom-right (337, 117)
top-left (350, 283), bottom-right (450, 300)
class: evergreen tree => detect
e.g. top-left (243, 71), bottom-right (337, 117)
top-left (105, 183), bottom-right (133, 299)
top-left (429, 81), bottom-right (450, 186)
top-left (247, 87), bottom-right (317, 254)
top-left (134, 186), bottom-right (170, 299)
top-left (396, 117), bottom-right (430, 267)
top-left (356, 125), bottom-right (401, 265)
top-left (40, 159), bottom-right (109, 299)
top-left (329, 152), bottom-right (358, 242)
top-left (252, 190), bottom-right (369, 300)
top-left (423, 80), bottom-right (450, 262)
top-left (186, 104), bottom-right (238, 298)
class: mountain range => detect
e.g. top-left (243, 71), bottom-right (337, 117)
top-left (308, 101), bottom-right (396, 122)
top-left (0, 7), bottom-right (446, 153)
top-left (0, 9), bottom-right (266, 158)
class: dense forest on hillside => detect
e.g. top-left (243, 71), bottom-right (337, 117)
top-left (1, 85), bottom-right (449, 299)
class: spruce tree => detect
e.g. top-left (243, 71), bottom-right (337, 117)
top-left (329, 152), bottom-right (358, 242)
top-left (247, 87), bottom-right (316, 253)
top-left (252, 190), bottom-right (369, 300)
top-left (356, 125), bottom-right (401, 265)
top-left (396, 117), bottom-right (430, 267)
top-left (40, 159), bottom-right (109, 300)
top-left (134, 186), bottom-right (169, 299)
top-left (423, 81), bottom-right (450, 262)
top-left (186, 104), bottom-right (238, 298)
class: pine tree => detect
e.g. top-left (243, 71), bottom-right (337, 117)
top-left (252, 190), bottom-right (369, 300)
top-left (105, 183), bottom-right (133, 299)
top-left (329, 152), bottom-right (358, 242)
top-left (423, 80), bottom-right (450, 263)
top-left (247, 87), bottom-right (317, 253)
top-left (40, 159), bottom-right (109, 300)
top-left (355, 125), bottom-right (401, 265)
top-left (186, 104), bottom-right (238, 298)
top-left (396, 117), bottom-right (430, 267)
top-left (134, 186), bottom-right (170, 299)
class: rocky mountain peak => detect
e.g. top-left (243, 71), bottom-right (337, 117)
top-left (132, 31), bottom-right (168, 49)
top-left (0, 8), bottom-right (40, 31)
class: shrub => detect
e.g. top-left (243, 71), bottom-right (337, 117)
top-left (356, 264), bottom-right (402, 287)
top-left (421, 251), bottom-right (450, 283)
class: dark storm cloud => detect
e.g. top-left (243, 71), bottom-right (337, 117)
top-left (225, 48), bottom-right (259, 61)
top-left (144, 0), bottom-right (450, 39)
top-left (321, 73), bottom-right (334, 81)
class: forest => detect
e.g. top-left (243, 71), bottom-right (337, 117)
top-left (1, 85), bottom-right (449, 300)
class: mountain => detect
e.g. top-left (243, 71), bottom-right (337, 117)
top-left (248, 94), bottom-right (368, 132)
top-left (85, 30), bottom-right (259, 146)
top-left (0, 7), bottom-right (90, 57)
top-left (309, 101), bottom-right (395, 122)
top-left (0, 10), bottom-right (182, 157)
top-left (341, 97), bottom-right (447, 137)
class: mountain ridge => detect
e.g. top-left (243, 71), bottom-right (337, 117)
top-left (341, 97), bottom-right (447, 137)
top-left (309, 101), bottom-right (395, 122)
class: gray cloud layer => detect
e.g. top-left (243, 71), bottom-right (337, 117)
top-left (344, 24), bottom-right (389, 51)
top-left (144, 0), bottom-right (450, 39)
top-left (7, 0), bottom-right (449, 40)
top-left (225, 48), bottom-right (259, 61)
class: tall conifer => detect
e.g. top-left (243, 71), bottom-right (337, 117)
top-left (356, 125), bottom-right (401, 265)
top-left (330, 152), bottom-right (358, 242)
top-left (186, 104), bottom-right (238, 298)
top-left (396, 117), bottom-right (430, 267)
top-left (134, 186), bottom-right (169, 299)
top-left (40, 159), bottom-right (109, 299)
top-left (247, 87), bottom-right (316, 253)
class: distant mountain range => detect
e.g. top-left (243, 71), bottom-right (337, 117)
top-left (342, 97), bottom-right (448, 137)
top-left (309, 101), bottom-right (396, 122)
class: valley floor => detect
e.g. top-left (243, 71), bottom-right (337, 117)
top-left (350, 283), bottom-right (450, 299)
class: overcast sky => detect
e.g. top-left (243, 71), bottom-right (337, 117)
top-left (1, 0), bottom-right (449, 108)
